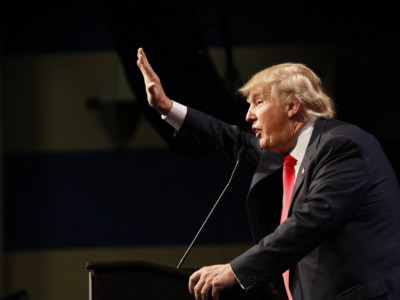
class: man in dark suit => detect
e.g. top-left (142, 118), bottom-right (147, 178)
top-left (137, 48), bottom-right (400, 300)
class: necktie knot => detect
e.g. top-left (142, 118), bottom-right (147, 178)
top-left (284, 154), bottom-right (297, 168)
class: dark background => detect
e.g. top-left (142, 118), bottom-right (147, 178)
top-left (1, 0), bottom-right (400, 251)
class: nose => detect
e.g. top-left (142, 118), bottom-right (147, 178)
top-left (246, 105), bottom-right (256, 123)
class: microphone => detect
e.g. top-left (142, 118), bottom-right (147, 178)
top-left (177, 146), bottom-right (246, 269)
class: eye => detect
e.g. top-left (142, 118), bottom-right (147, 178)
top-left (256, 99), bottom-right (264, 105)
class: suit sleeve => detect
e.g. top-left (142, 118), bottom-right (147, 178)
top-left (176, 106), bottom-right (263, 167)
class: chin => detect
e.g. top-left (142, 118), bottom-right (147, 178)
top-left (259, 141), bottom-right (269, 151)
top-left (260, 143), bottom-right (282, 154)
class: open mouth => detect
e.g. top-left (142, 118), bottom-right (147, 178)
top-left (253, 128), bottom-right (261, 138)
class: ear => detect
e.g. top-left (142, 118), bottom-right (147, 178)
top-left (287, 97), bottom-right (301, 118)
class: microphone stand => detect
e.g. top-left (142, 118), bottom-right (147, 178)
top-left (177, 147), bottom-right (245, 269)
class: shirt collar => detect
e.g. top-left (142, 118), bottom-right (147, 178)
top-left (289, 120), bottom-right (315, 170)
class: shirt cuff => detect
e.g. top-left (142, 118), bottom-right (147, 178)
top-left (161, 100), bottom-right (187, 131)
top-left (230, 263), bottom-right (245, 289)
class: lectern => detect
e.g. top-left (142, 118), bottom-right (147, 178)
top-left (86, 260), bottom-right (280, 300)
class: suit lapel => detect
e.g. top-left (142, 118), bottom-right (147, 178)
top-left (290, 119), bottom-right (328, 205)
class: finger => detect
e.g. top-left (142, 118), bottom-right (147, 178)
top-left (189, 271), bottom-right (210, 300)
top-left (188, 271), bottom-right (201, 294)
top-left (136, 48), bottom-right (145, 68)
top-left (137, 56), bottom-right (155, 90)
top-left (200, 283), bottom-right (211, 300)
top-left (136, 48), bottom-right (149, 73)
top-left (137, 54), bottom-right (158, 89)
top-left (139, 48), bottom-right (150, 67)
top-left (193, 280), bottom-right (210, 300)
top-left (211, 281), bottom-right (222, 300)
top-left (137, 48), bottom-right (154, 74)
top-left (192, 279), bottom-right (206, 300)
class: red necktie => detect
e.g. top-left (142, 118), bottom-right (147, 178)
top-left (281, 154), bottom-right (297, 300)
top-left (281, 154), bottom-right (297, 223)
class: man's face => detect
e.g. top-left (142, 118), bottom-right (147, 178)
top-left (245, 86), bottom-right (294, 154)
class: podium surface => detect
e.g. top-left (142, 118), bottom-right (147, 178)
top-left (87, 260), bottom-right (261, 300)
top-left (87, 260), bottom-right (285, 300)
top-left (87, 260), bottom-right (194, 300)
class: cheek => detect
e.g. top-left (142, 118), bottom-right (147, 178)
top-left (257, 107), bottom-right (271, 122)
top-left (258, 108), bottom-right (278, 129)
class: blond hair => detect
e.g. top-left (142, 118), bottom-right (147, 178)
top-left (239, 63), bottom-right (336, 121)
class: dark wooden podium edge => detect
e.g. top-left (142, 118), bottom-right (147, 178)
top-left (86, 260), bottom-right (280, 299)
top-left (86, 260), bottom-right (194, 279)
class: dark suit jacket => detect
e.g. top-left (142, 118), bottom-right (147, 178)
top-left (177, 107), bottom-right (400, 300)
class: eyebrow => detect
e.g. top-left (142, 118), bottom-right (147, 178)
top-left (247, 92), bottom-right (263, 103)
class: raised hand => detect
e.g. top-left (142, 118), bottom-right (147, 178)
top-left (136, 47), bottom-right (173, 115)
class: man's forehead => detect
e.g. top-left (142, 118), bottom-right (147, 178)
top-left (248, 85), bottom-right (267, 99)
